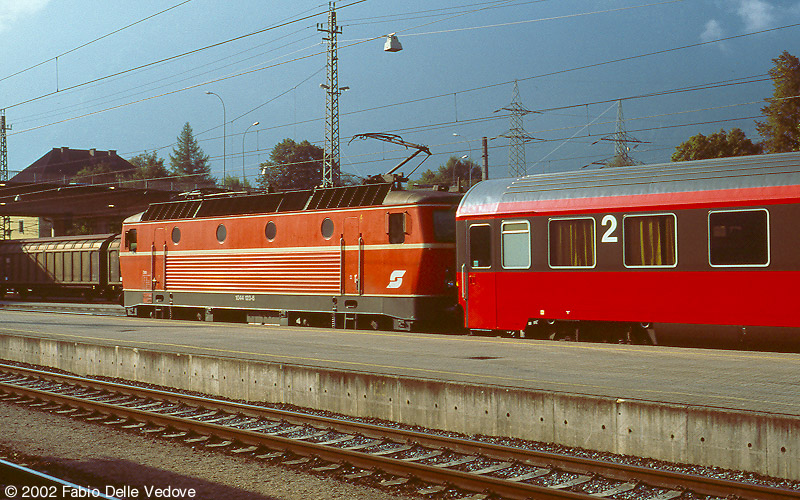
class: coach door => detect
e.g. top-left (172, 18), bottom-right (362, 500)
top-left (465, 223), bottom-right (496, 329)
top-left (151, 228), bottom-right (167, 291)
top-left (343, 217), bottom-right (362, 295)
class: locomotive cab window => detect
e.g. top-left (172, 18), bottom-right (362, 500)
top-left (433, 208), bottom-right (456, 242)
top-left (624, 214), bottom-right (677, 268)
top-left (709, 209), bottom-right (769, 267)
top-left (501, 220), bottom-right (530, 269)
top-left (124, 229), bottom-right (137, 252)
top-left (388, 213), bottom-right (406, 244)
top-left (548, 217), bottom-right (595, 268)
top-left (469, 224), bottom-right (492, 269)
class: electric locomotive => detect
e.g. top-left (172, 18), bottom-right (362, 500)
top-left (120, 182), bottom-right (462, 330)
top-left (456, 151), bottom-right (800, 346)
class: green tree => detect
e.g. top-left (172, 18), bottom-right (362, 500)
top-left (756, 51), bottom-right (800, 153)
top-left (129, 151), bottom-right (169, 179)
top-left (222, 175), bottom-right (252, 191)
top-left (169, 122), bottom-right (213, 185)
top-left (258, 139), bottom-right (324, 191)
top-left (414, 156), bottom-right (481, 188)
top-left (671, 128), bottom-right (763, 161)
top-left (73, 162), bottom-right (117, 184)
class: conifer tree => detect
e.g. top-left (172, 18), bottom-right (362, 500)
top-left (169, 122), bottom-right (214, 185)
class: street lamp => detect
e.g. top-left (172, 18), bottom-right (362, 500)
top-left (205, 91), bottom-right (226, 188)
top-left (242, 121), bottom-right (259, 185)
top-left (453, 133), bottom-right (476, 188)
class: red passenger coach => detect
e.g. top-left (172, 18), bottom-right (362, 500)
top-left (456, 152), bottom-right (800, 345)
top-left (121, 183), bottom-right (461, 330)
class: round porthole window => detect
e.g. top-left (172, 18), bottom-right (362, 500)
top-left (265, 221), bottom-right (277, 241)
top-left (216, 224), bottom-right (227, 243)
top-left (171, 227), bottom-right (181, 244)
top-left (321, 218), bottom-right (334, 239)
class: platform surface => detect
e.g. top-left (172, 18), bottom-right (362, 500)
top-left (1, 308), bottom-right (798, 416)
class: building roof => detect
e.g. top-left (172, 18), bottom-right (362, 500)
top-left (10, 147), bottom-right (135, 184)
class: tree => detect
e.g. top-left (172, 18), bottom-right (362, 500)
top-left (258, 139), bottom-right (324, 191)
top-left (129, 151), bottom-right (169, 179)
top-left (756, 51), bottom-right (800, 153)
top-left (414, 156), bottom-right (481, 188)
top-left (72, 163), bottom-right (116, 184)
top-left (222, 175), bottom-right (252, 191)
top-left (671, 128), bottom-right (763, 161)
top-left (169, 122), bottom-right (213, 185)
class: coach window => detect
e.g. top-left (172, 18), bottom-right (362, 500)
top-left (124, 229), bottom-right (137, 252)
top-left (388, 213), bottom-right (405, 244)
top-left (469, 224), bottom-right (492, 269)
top-left (171, 227), bottom-right (181, 245)
top-left (623, 214), bottom-right (677, 267)
top-left (216, 224), bottom-right (227, 244)
top-left (549, 217), bottom-right (595, 268)
top-left (501, 220), bottom-right (530, 269)
top-left (709, 209), bottom-right (769, 266)
top-left (265, 221), bottom-right (277, 241)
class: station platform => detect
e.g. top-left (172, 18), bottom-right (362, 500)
top-left (0, 308), bottom-right (798, 480)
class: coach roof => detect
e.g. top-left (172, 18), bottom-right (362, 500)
top-left (457, 151), bottom-right (800, 217)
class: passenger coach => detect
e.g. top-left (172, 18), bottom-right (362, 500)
top-left (456, 152), bottom-right (800, 345)
top-left (121, 182), bottom-right (461, 330)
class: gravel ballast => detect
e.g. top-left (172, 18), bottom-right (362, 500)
top-left (0, 401), bottom-right (414, 500)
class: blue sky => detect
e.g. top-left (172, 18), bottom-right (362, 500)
top-left (1, 0), bottom-right (798, 184)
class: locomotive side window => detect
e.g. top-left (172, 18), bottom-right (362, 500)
top-left (548, 217), bottom-right (595, 268)
top-left (469, 224), bottom-right (491, 269)
top-left (265, 221), bottom-right (277, 241)
top-left (124, 229), bottom-right (137, 253)
top-left (623, 214), bottom-right (677, 268)
top-left (501, 220), bottom-right (530, 269)
top-left (216, 224), bottom-right (227, 243)
top-left (321, 218), bottom-right (334, 239)
top-left (433, 209), bottom-right (456, 242)
top-left (388, 213), bottom-right (406, 244)
top-left (171, 227), bottom-right (181, 244)
top-left (709, 209), bottom-right (769, 267)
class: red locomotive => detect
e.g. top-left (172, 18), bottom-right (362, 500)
top-left (456, 151), bottom-right (800, 345)
top-left (120, 182), bottom-right (462, 330)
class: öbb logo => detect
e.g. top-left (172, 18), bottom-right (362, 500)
top-left (386, 270), bottom-right (406, 289)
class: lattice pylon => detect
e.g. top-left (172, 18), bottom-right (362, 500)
top-left (1, 109), bottom-right (11, 240)
top-left (497, 81), bottom-right (539, 177)
top-left (592, 100), bottom-right (647, 168)
top-left (318, 2), bottom-right (342, 188)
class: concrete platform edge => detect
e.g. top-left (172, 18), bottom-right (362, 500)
top-left (1, 333), bottom-right (797, 480)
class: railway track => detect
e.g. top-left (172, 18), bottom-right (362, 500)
top-left (0, 363), bottom-right (797, 500)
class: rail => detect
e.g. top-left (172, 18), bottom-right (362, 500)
top-left (0, 363), bottom-right (797, 500)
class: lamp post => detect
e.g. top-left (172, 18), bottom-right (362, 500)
top-left (453, 133), bottom-right (475, 188)
top-left (242, 121), bottom-right (259, 186)
top-left (205, 91), bottom-right (226, 188)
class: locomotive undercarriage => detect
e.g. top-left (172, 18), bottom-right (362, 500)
top-left (124, 290), bottom-right (460, 332)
